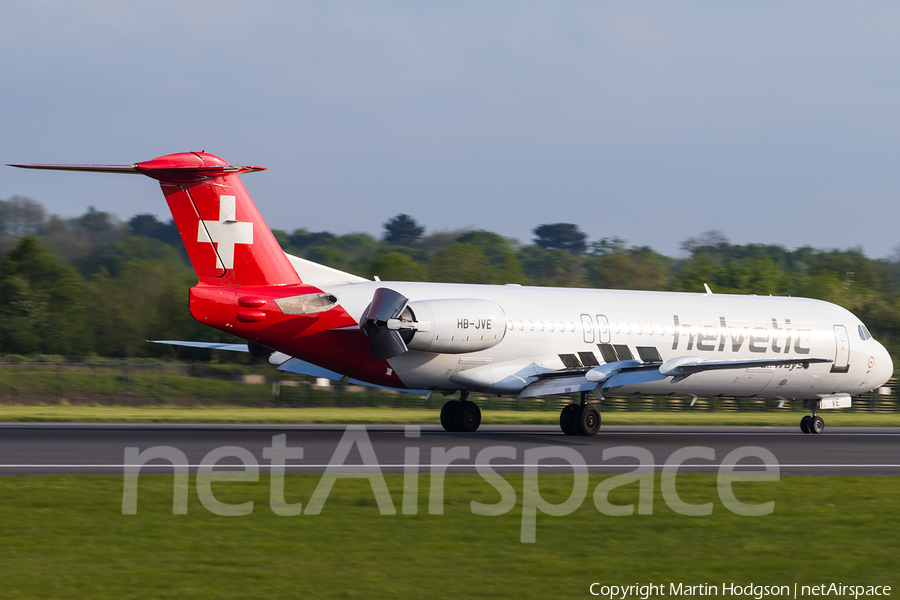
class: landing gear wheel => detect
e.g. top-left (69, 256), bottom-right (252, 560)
top-left (456, 402), bottom-right (482, 432)
top-left (810, 415), bottom-right (825, 434)
top-left (576, 405), bottom-right (601, 437)
top-left (440, 400), bottom-right (461, 432)
top-left (560, 404), bottom-right (580, 436)
top-left (800, 415), bottom-right (811, 434)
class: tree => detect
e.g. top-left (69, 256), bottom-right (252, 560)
top-left (365, 252), bottom-right (426, 282)
top-left (428, 243), bottom-right (495, 284)
top-left (456, 230), bottom-right (527, 284)
top-left (129, 214), bottom-right (181, 247)
top-left (585, 245), bottom-right (671, 290)
top-left (288, 229), bottom-right (335, 252)
top-left (39, 206), bottom-right (127, 261)
top-left (0, 196), bottom-right (46, 237)
top-left (532, 223), bottom-right (587, 254)
top-left (76, 236), bottom-right (188, 278)
top-left (86, 257), bottom-right (197, 357)
top-left (680, 230), bottom-right (730, 256)
top-left (0, 236), bottom-right (88, 355)
top-left (76, 206), bottom-right (115, 233)
top-left (517, 245), bottom-right (582, 287)
top-left (383, 214), bottom-right (425, 246)
top-left (589, 237), bottom-right (627, 255)
top-left (417, 230), bottom-right (466, 256)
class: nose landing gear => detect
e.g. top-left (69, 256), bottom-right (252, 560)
top-left (440, 391), bottom-right (482, 432)
top-left (800, 409), bottom-right (825, 434)
top-left (559, 391), bottom-right (601, 436)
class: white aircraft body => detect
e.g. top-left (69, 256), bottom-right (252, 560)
top-left (10, 152), bottom-right (893, 436)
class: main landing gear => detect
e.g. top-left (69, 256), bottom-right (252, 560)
top-left (800, 411), bottom-right (825, 435)
top-left (440, 391), bottom-right (482, 432)
top-left (559, 391), bottom-right (601, 437)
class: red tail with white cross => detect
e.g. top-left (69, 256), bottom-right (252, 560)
top-left (153, 153), bottom-right (300, 286)
top-left (9, 152), bottom-right (301, 287)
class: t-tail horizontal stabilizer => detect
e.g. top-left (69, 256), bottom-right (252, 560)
top-left (6, 161), bottom-right (266, 180)
top-left (9, 153), bottom-right (299, 287)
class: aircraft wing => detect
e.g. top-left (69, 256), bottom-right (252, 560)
top-left (656, 355), bottom-right (832, 377)
top-left (515, 373), bottom-right (599, 398)
top-left (270, 355), bottom-right (347, 380)
top-left (152, 340), bottom-right (250, 352)
top-left (517, 360), bottom-right (651, 398)
top-left (150, 340), bottom-right (429, 393)
top-left (150, 340), bottom-right (347, 380)
top-left (518, 355), bottom-right (832, 398)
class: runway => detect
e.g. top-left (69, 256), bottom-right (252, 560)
top-left (1, 423), bottom-right (899, 476)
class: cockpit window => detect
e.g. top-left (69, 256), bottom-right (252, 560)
top-left (858, 324), bottom-right (872, 341)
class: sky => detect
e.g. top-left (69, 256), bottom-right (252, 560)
top-left (2, 1), bottom-right (899, 258)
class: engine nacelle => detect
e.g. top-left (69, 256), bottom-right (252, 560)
top-left (392, 298), bottom-right (507, 354)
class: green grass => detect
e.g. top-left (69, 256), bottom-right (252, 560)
top-left (0, 363), bottom-right (451, 407)
top-left (0, 473), bottom-right (897, 598)
top-left (1, 404), bottom-right (900, 425)
top-left (0, 363), bottom-right (284, 405)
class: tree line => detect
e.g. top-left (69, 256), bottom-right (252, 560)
top-left (2, 197), bottom-right (899, 362)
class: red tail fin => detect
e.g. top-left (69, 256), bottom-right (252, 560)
top-left (9, 152), bottom-right (301, 287)
top-left (144, 152), bottom-right (299, 286)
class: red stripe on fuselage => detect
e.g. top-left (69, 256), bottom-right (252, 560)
top-left (191, 283), bottom-right (407, 388)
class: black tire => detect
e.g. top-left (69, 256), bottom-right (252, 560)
top-left (577, 405), bottom-right (601, 436)
top-left (440, 400), bottom-right (460, 432)
top-left (560, 404), bottom-right (580, 436)
top-left (811, 415), bottom-right (825, 434)
top-left (800, 415), bottom-right (811, 434)
top-left (456, 402), bottom-right (482, 432)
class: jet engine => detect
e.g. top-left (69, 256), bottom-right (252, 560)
top-left (360, 288), bottom-right (507, 359)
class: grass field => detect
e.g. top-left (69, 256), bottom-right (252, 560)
top-left (2, 404), bottom-right (900, 426)
top-left (0, 473), bottom-right (897, 598)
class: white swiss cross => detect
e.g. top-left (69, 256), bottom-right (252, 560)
top-left (197, 195), bottom-right (253, 269)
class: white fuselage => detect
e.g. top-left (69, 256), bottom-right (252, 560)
top-left (326, 281), bottom-right (893, 400)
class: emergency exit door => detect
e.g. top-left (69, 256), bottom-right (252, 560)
top-left (830, 325), bottom-right (850, 373)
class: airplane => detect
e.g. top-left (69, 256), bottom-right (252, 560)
top-left (9, 152), bottom-right (893, 436)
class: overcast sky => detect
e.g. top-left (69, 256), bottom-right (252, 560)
top-left (2, 1), bottom-right (899, 257)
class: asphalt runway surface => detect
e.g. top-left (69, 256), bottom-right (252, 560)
top-left (1, 423), bottom-right (898, 476)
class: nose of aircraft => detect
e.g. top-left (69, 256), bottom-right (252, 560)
top-left (872, 341), bottom-right (894, 389)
